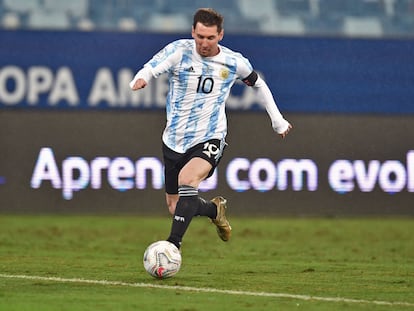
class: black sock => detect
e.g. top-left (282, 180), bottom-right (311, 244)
top-left (167, 185), bottom-right (198, 249)
top-left (196, 197), bottom-right (217, 219)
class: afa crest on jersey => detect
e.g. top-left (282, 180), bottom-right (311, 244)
top-left (220, 67), bottom-right (230, 80)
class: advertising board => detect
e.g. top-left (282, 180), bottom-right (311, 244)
top-left (1, 110), bottom-right (412, 215)
top-left (1, 30), bottom-right (413, 114)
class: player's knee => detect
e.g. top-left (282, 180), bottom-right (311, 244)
top-left (177, 175), bottom-right (193, 187)
top-left (178, 171), bottom-right (200, 187)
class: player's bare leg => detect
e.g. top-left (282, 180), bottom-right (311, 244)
top-left (166, 193), bottom-right (179, 215)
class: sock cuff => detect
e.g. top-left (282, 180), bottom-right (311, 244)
top-left (178, 185), bottom-right (198, 197)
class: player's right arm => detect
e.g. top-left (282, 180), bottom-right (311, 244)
top-left (130, 78), bottom-right (147, 90)
top-left (129, 41), bottom-right (183, 91)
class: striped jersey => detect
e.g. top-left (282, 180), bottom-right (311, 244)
top-left (142, 39), bottom-right (253, 154)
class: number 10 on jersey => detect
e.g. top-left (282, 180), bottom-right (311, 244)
top-left (197, 76), bottom-right (214, 94)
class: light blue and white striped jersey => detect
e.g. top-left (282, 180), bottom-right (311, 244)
top-left (143, 39), bottom-right (253, 154)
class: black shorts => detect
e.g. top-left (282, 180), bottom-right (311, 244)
top-left (163, 139), bottom-right (226, 194)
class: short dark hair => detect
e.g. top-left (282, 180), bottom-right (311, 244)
top-left (193, 8), bottom-right (224, 33)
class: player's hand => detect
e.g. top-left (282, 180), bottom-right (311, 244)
top-left (130, 78), bottom-right (147, 90)
top-left (279, 123), bottom-right (292, 139)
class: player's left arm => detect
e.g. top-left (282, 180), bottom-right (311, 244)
top-left (242, 71), bottom-right (292, 139)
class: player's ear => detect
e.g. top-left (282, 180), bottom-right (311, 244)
top-left (218, 29), bottom-right (224, 41)
top-left (191, 26), bottom-right (196, 39)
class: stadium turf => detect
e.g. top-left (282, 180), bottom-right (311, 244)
top-left (0, 215), bottom-right (413, 311)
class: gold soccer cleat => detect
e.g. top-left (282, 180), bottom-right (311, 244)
top-left (211, 196), bottom-right (232, 241)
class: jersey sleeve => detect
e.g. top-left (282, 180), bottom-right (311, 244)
top-left (146, 41), bottom-right (183, 77)
top-left (232, 52), bottom-right (289, 134)
top-left (130, 41), bottom-right (183, 88)
top-left (235, 53), bottom-right (254, 81)
top-left (253, 75), bottom-right (290, 134)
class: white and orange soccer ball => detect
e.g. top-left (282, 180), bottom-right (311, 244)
top-left (143, 240), bottom-right (182, 279)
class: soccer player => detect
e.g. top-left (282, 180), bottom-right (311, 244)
top-left (130, 8), bottom-right (292, 249)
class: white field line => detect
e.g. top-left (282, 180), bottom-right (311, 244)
top-left (1, 273), bottom-right (413, 307)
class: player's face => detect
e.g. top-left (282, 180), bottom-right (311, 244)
top-left (192, 22), bottom-right (223, 57)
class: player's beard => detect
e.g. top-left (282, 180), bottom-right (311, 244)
top-left (197, 45), bottom-right (218, 57)
top-left (198, 46), bottom-right (210, 57)
top-left (201, 50), bottom-right (209, 56)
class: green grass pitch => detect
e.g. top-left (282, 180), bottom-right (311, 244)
top-left (1, 215), bottom-right (413, 311)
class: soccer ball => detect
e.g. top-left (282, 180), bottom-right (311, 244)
top-left (143, 240), bottom-right (182, 279)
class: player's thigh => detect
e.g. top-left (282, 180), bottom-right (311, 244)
top-left (178, 157), bottom-right (212, 187)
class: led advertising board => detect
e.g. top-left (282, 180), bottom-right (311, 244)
top-left (0, 111), bottom-right (412, 216)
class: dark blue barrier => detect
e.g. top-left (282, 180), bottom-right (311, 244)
top-left (0, 30), bottom-right (413, 114)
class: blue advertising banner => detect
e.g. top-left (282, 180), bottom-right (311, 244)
top-left (0, 30), bottom-right (413, 114)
